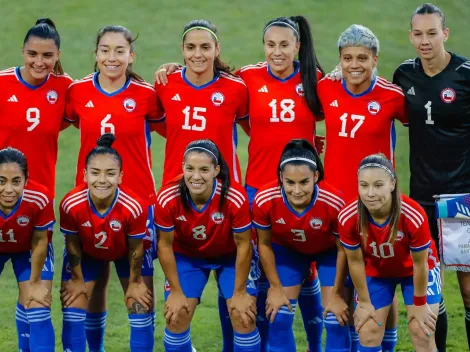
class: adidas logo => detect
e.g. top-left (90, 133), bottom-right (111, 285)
top-left (275, 218), bottom-right (286, 224)
top-left (7, 95), bottom-right (18, 102)
top-left (81, 221), bottom-right (92, 227)
top-left (330, 100), bottom-right (338, 107)
top-left (177, 215), bottom-right (187, 221)
top-left (258, 85), bottom-right (268, 93)
top-left (407, 87), bottom-right (415, 95)
top-left (171, 94), bottom-right (181, 101)
top-left (85, 100), bottom-right (94, 108)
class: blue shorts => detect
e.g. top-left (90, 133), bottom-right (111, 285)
top-left (62, 247), bottom-right (153, 282)
top-left (362, 266), bottom-right (442, 310)
top-left (0, 242), bottom-right (54, 282)
top-left (146, 205), bottom-right (157, 260)
top-left (164, 253), bottom-right (258, 301)
top-left (245, 184), bottom-right (258, 209)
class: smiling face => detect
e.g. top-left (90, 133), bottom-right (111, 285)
top-left (95, 31), bottom-right (134, 80)
top-left (280, 164), bottom-right (318, 210)
top-left (263, 25), bottom-right (300, 78)
top-left (340, 46), bottom-right (377, 92)
top-left (410, 13), bottom-right (448, 61)
top-left (0, 163), bottom-right (26, 213)
top-left (358, 167), bottom-right (395, 214)
top-left (84, 154), bottom-right (122, 202)
top-left (183, 151), bottom-right (220, 200)
top-left (22, 36), bottom-right (60, 84)
top-left (181, 29), bottom-right (219, 76)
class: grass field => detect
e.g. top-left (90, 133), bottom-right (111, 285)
top-left (0, 0), bottom-right (469, 350)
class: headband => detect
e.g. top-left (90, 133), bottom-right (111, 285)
top-left (280, 157), bottom-right (317, 167)
top-left (182, 26), bottom-right (218, 42)
top-left (358, 163), bottom-right (395, 179)
top-left (184, 147), bottom-right (218, 164)
top-left (264, 21), bottom-right (299, 38)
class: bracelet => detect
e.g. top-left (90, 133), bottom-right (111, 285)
top-left (413, 295), bottom-right (427, 306)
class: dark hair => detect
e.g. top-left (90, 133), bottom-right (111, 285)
top-left (23, 18), bottom-right (63, 75)
top-left (263, 16), bottom-right (324, 115)
top-left (182, 19), bottom-right (234, 76)
top-left (94, 25), bottom-right (144, 82)
top-left (180, 139), bottom-right (230, 210)
top-left (0, 147), bottom-right (28, 181)
top-left (357, 153), bottom-right (401, 244)
top-left (277, 139), bottom-right (324, 185)
top-left (85, 133), bottom-right (122, 170)
top-left (411, 3), bottom-right (446, 29)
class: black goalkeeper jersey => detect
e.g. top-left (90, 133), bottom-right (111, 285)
top-left (393, 53), bottom-right (470, 204)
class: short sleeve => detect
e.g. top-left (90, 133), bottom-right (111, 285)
top-left (34, 197), bottom-right (55, 231)
top-left (59, 199), bottom-right (79, 235)
top-left (228, 188), bottom-right (252, 233)
top-left (148, 86), bottom-right (166, 123)
top-left (404, 203), bottom-right (432, 252)
top-left (339, 214), bottom-right (361, 251)
top-left (127, 206), bottom-right (148, 239)
top-left (64, 86), bottom-right (78, 123)
top-left (154, 198), bottom-right (175, 232)
top-left (235, 84), bottom-right (249, 121)
top-left (252, 197), bottom-right (272, 230)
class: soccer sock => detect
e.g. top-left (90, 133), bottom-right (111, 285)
top-left (233, 329), bottom-right (261, 352)
top-left (465, 305), bottom-right (470, 350)
top-left (349, 325), bottom-right (359, 352)
top-left (218, 290), bottom-right (234, 352)
top-left (267, 299), bottom-right (297, 352)
top-left (298, 277), bottom-right (323, 352)
top-left (323, 312), bottom-right (351, 351)
top-left (129, 313), bottom-right (154, 351)
top-left (85, 311), bottom-right (107, 352)
top-left (381, 326), bottom-right (397, 352)
top-left (358, 346), bottom-right (382, 352)
top-left (16, 303), bottom-right (30, 352)
top-left (163, 328), bottom-right (192, 352)
top-left (25, 307), bottom-right (55, 352)
top-left (435, 298), bottom-right (448, 352)
top-left (62, 307), bottom-right (87, 352)
top-left (256, 278), bottom-right (269, 352)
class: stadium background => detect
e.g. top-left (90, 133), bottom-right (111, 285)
top-left (0, 0), bottom-right (469, 350)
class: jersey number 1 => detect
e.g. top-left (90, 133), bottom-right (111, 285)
top-left (0, 229), bottom-right (16, 243)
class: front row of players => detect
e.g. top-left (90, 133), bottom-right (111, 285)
top-left (0, 135), bottom-right (440, 351)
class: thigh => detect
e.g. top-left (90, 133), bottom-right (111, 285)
top-left (401, 266), bottom-right (442, 306)
top-left (11, 244), bottom-right (55, 283)
top-left (272, 243), bottom-right (310, 288)
top-left (217, 257), bottom-right (258, 299)
top-left (114, 249), bottom-right (154, 279)
top-left (18, 279), bottom-right (53, 308)
top-left (315, 250), bottom-right (339, 287)
top-left (62, 252), bottom-right (109, 283)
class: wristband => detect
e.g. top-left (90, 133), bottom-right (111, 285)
top-left (413, 295), bottom-right (426, 306)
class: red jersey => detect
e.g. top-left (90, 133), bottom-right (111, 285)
top-left (318, 77), bottom-right (407, 202)
top-left (237, 62), bottom-right (323, 189)
top-left (252, 181), bottom-right (344, 255)
top-left (155, 68), bottom-right (249, 185)
top-left (65, 73), bottom-right (161, 205)
top-left (60, 184), bottom-right (148, 261)
top-left (0, 67), bottom-right (72, 195)
top-left (0, 180), bottom-right (55, 253)
top-left (155, 180), bottom-right (251, 258)
top-left (339, 195), bottom-right (438, 278)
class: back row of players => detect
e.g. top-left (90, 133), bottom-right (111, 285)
top-left (0, 2), bottom-right (469, 351)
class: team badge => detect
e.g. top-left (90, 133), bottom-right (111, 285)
top-left (440, 88), bottom-right (456, 103)
top-left (17, 215), bottom-right (30, 227)
top-left (212, 212), bottom-right (225, 224)
top-left (396, 230), bottom-right (405, 241)
top-left (211, 92), bottom-right (224, 106)
top-left (46, 90), bottom-right (58, 104)
top-left (309, 218), bottom-right (322, 229)
top-left (109, 219), bottom-right (122, 232)
top-left (367, 101), bottom-right (381, 115)
top-left (164, 279), bottom-right (171, 292)
top-left (123, 98), bottom-right (136, 112)
top-left (295, 83), bottom-right (304, 97)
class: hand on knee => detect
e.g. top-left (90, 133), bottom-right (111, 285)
top-left (408, 318), bottom-right (436, 349)
top-left (230, 306), bottom-right (257, 333)
top-left (358, 319), bottom-right (383, 347)
top-left (166, 308), bottom-right (191, 333)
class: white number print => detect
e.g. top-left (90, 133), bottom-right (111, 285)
top-left (26, 108), bottom-right (40, 132)
top-left (424, 101), bottom-right (434, 125)
top-left (338, 113), bottom-right (365, 138)
top-left (182, 106), bottom-right (207, 131)
top-left (95, 231), bottom-right (108, 249)
top-left (192, 225), bottom-right (207, 240)
top-left (291, 229), bottom-right (306, 242)
top-left (369, 241), bottom-right (395, 259)
top-left (100, 114), bottom-right (115, 135)
top-left (269, 99), bottom-right (295, 122)
top-left (0, 229), bottom-right (16, 243)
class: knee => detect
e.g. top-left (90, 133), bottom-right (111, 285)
top-left (167, 309), bottom-right (191, 333)
top-left (270, 308), bottom-right (295, 331)
top-left (358, 320), bottom-right (383, 346)
top-left (408, 319), bottom-right (434, 348)
top-left (461, 291), bottom-right (470, 307)
top-left (230, 308), bottom-right (256, 333)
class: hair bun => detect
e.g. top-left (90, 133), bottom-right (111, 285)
top-left (96, 133), bottom-right (116, 148)
top-left (35, 18), bottom-right (56, 29)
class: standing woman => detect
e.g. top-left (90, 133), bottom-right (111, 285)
top-left (64, 25), bottom-right (161, 351)
top-left (60, 134), bottom-right (154, 352)
top-left (393, 4), bottom-right (470, 350)
top-left (0, 18), bottom-right (72, 351)
top-left (339, 153), bottom-right (441, 352)
top-left (155, 139), bottom-right (260, 351)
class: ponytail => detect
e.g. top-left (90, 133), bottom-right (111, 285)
top-left (85, 133), bottom-right (122, 169)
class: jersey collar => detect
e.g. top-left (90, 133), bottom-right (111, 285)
top-left (342, 76), bottom-right (377, 98)
top-left (281, 184), bottom-right (319, 218)
top-left (93, 72), bottom-right (131, 97)
top-left (0, 196), bottom-right (23, 220)
top-left (187, 181), bottom-right (218, 213)
top-left (367, 212), bottom-right (391, 228)
top-left (88, 187), bottom-right (119, 219)
top-left (15, 67), bottom-right (49, 90)
top-left (267, 60), bottom-right (300, 83)
top-left (181, 67), bottom-right (219, 90)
